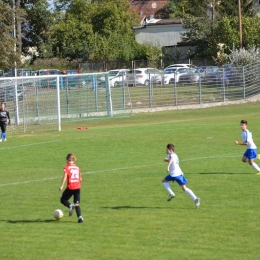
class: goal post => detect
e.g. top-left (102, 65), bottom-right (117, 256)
top-left (0, 72), bottom-right (133, 133)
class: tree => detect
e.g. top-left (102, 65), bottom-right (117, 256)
top-left (181, 16), bottom-right (216, 58)
top-left (49, 0), bottom-right (153, 62)
top-left (163, 0), bottom-right (209, 18)
top-left (21, 0), bottom-right (53, 53)
top-left (180, 0), bottom-right (260, 59)
top-left (0, 0), bottom-right (21, 70)
top-left (214, 16), bottom-right (260, 50)
top-left (216, 0), bottom-right (258, 17)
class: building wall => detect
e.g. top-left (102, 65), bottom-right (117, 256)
top-left (134, 23), bottom-right (187, 47)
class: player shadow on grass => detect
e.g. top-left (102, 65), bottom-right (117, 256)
top-left (197, 172), bottom-right (249, 174)
top-left (102, 206), bottom-right (171, 210)
top-left (6, 219), bottom-right (63, 224)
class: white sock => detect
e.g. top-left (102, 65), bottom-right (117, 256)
top-left (162, 182), bottom-right (175, 196)
top-left (251, 162), bottom-right (260, 171)
top-left (185, 188), bottom-right (197, 201)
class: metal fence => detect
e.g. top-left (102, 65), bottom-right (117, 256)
top-left (79, 58), bottom-right (214, 72)
top-left (0, 62), bottom-right (260, 133)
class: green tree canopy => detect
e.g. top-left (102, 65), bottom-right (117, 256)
top-left (0, 0), bottom-right (20, 70)
top-left (50, 0), bottom-right (149, 61)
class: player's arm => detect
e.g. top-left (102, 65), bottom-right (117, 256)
top-left (235, 140), bottom-right (248, 145)
top-left (79, 172), bottom-right (82, 182)
top-left (167, 157), bottom-right (173, 172)
top-left (59, 171), bottom-right (67, 191)
top-left (7, 111), bottom-right (10, 124)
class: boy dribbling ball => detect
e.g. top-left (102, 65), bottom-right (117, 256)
top-left (59, 153), bottom-right (84, 223)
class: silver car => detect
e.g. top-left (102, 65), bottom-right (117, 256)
top-left (126, 68), bottom-right (163, 86)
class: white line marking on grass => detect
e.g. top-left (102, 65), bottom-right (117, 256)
top-left (0, 140), bottom-right (62, 150)
top-left (0, 154), bottom-right (240, 187)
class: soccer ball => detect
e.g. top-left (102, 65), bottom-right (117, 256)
top-left (53, 209), bottom-right (64, 220)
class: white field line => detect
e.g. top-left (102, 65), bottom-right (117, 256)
top-left (0, 154), bottom-right (239, 187)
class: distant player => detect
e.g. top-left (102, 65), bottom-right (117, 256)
top-left (0, 102), bottom-right (10, 142)
top-left (162, 143), bottom-right (200, 208)
top-left (59, 153), bottom-right (84, 223)
top-left (235, 119), bottom-right (260, 175)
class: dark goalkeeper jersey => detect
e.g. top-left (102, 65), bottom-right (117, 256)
top-left (0, 109), bottom-right (10, 122)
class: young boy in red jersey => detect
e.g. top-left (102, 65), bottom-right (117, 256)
top-left (59, 153), bottom-right (84, 223)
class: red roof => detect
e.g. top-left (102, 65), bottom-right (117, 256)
top-left (129, 0), bottom-right (168, 21)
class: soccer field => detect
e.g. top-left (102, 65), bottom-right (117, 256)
top-left (1, 102), bottom-right (260, 260)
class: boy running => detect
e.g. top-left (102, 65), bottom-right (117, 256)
top-left (162, 143), bottom-right (200, 208)
top-left (59, 153), bottom-right (84, 223)
top-left (235, 119), bottom-right (260, 175)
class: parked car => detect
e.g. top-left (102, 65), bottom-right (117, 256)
top-left (99, 69), bottom-right (130, 87)
top-left (126, 68), bottom-right (163, 86)
top-left (164, 64), bottom-right (197, 70)
top-left (202, 67), bottom-right (232, 86)
top-left (63, 70), bottom-right (92, 88)
top-left (178, 66), bottom-right (218, 84)
top-left (0, 85), bottom-right (24, 102)
top-left (163, 67), bottom-right (190, 84)
top-left (34, 69), bottom-right (64, 88)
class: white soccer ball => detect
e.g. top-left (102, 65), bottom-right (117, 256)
top-left (53, 209), bottom-right (64, 220)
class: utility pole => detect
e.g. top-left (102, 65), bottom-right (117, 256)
top-left (238, 0), bottom-right (242, 48)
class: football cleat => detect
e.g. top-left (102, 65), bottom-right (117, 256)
top-left (195, 198), bottom-right (200, 208)
top-left (78, 216), bottom-right (84, 223)
top-left (167, 194), bottom-right (175, 201)
top-left (69, 204), bottom-right (75, 217)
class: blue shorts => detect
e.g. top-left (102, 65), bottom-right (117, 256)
top-left (164, 174), bottom-right (188, 185)
top-left (243, 149), bottom-right (257, 160)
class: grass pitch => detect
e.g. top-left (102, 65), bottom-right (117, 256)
top-left (1, 102), bottom-right (260, 260)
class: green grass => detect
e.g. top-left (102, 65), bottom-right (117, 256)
top-left (1, 102), bottom-right (260, 259)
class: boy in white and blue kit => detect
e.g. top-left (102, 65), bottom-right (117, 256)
top-left (235, 120), bottom-right (260, 175)
top-left (162, 143), bottom-right (200, 208)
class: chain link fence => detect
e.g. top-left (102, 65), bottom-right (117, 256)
top-left (0, 62), bottom-right (259, 133)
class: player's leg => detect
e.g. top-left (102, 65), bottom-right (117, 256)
top-left (246, 149), bottom-right (260, 173)
top-left (2, 121), bottom-right (7, 141)
top-left (242, 156), bottom-right (247, 162)
top-left (60, 189), bottom-right (73, 209)
top-left (162, 176), bottom-right (175, 201)
top-left (73, 189), bottom-right (83, 223)
top-left (0, 122), bottom-right (4, 141)
top-left (176, 176), bottom-right (200, 208)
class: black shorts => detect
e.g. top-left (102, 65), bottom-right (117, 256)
top-left (61, 188), bottom-right (81, 204)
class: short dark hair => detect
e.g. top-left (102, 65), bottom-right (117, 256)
top-left (166, 143), bottom-right (175, 151)
top-left (66, 153), bottom-right (76, 162)
top-left (240, 120), bottom-right (247, 125)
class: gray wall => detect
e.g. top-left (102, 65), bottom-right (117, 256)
top-left (134, 23), bottom-right (187, 47)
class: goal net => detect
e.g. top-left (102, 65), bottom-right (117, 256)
top-left (0, 72), bottom-right (133, 134)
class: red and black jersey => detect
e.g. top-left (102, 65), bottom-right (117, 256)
top-left (63, 163), bottom-right (82, 190)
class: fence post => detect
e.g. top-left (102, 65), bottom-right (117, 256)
top-left (242, 67), bottom-right (246, 100)
top-left (149, 73), bottom-right (152, 108)
top-left (13, 79), bottom-right (19, 125)
top-left (174, 71), bottom-right (177, 106)
top-left (199, 73), bottom-right (202, 104)
top-left (222, 68), bottom-right (226, 102)
top-left (105, 73), bottom-right (113, 117)
top-left (56, 75), bottom-right (61, 131)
